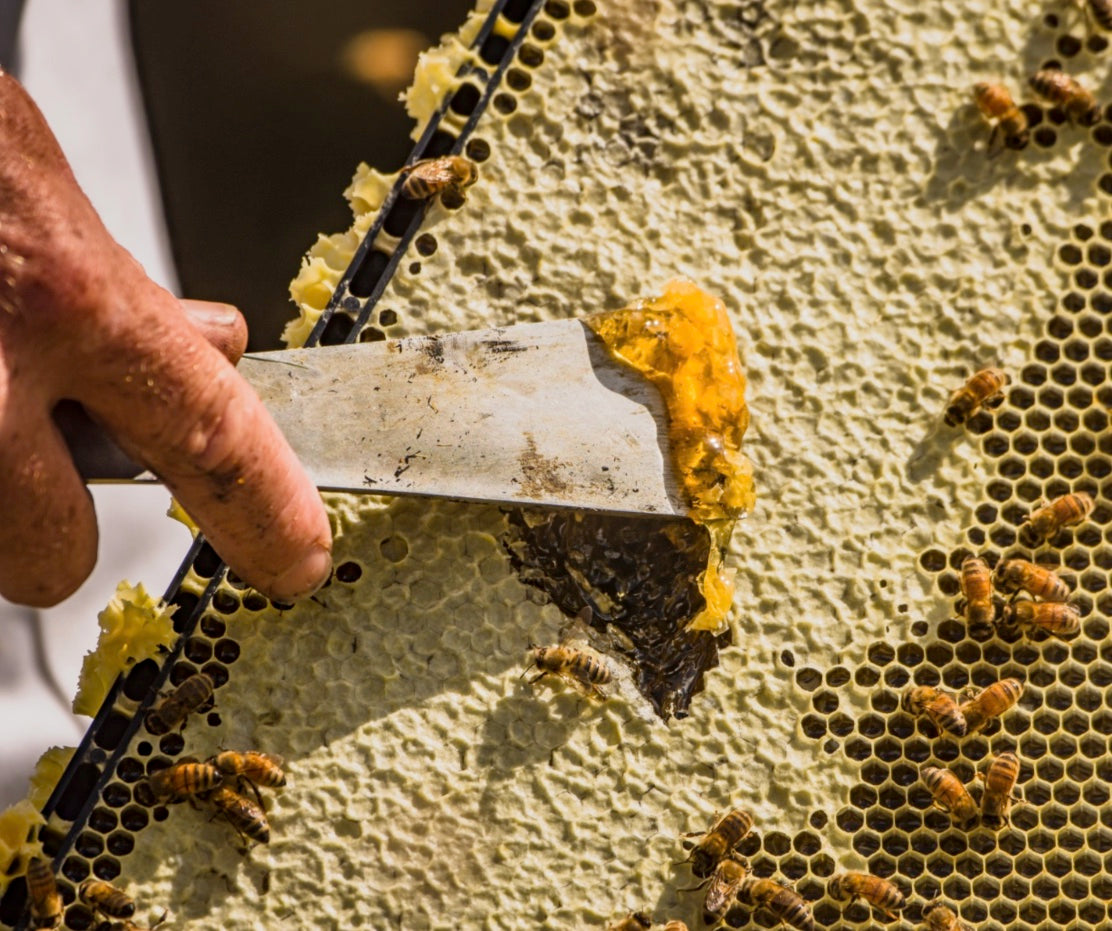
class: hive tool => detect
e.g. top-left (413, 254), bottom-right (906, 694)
top-left (64, 319), bottom-right (688, 518)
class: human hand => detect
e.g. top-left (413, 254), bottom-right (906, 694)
top-left (0, 70), bottom-right (332, 606)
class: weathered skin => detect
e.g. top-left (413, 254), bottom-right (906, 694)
top-left (0, 70), bottom-right (331, 605)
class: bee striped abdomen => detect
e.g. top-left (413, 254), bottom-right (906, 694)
top-left (828, 872), bottom-right (906, 919)
top-left (78, 880), bottom-right (135, 919)
top-left (211, 751), bottom-right (287, 788)
top-left (26, 857), bottom-right (62, 930)
top-left (921, 765), bottom-right (979, 830)
top-left (960, 678), bottom-right (1023, 733)
top-left (147, 762), bottom-right (223, 801)
top-left (902, 685), bottom-right (967, 737)
top-left (944, 368), bottom-right (1008, 426)
top-left (981, 751), bottom-right (1021, 830)
top-left (1022, 492), bottom-right (1095, 546)
top-left (687, 807), bottom-right (754, 877)
top-left (1009, 601), bottom-right (1081, 638)
top-left (1029, 70), bottom-right (1101, 126)
top-left (208, 785), bottom-right (270, 844)
top-left (1093, 0), bottom-right (1112, 31)
top-left (145, 673), bottom-right (214, 735)
top-left (742, 878), bottom-right (815, 931)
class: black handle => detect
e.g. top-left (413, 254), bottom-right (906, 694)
top-left (54, 400), bottom-right (146, 481)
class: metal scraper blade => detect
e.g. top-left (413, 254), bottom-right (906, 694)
top-left (245, 318), bottom-right (687, 517)
top-left (75, 318), bottom-right (689, 518)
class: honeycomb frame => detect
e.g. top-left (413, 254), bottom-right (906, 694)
top-left (3, 2), bottom-right (1112, 929)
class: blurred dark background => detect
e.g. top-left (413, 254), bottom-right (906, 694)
top-left (128, 1), bottom-right (474, 350)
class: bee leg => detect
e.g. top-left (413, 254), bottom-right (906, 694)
top-left (526, 671), bottom-right (549, 686)
top-left (675, 878), bottom-right (710, 893)
top-left (986, 125), bottom-right (1005, 160)
top-left (238, 775), bottom-right (265, 810)
top-left (216, 812), bottom-right (254, 849)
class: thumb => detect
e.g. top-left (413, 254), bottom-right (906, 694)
top-left (180, 299), bottom-right (248, 364)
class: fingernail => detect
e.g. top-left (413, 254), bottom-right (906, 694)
top-left (182, 299), bottom-right (241, 329)
top-left (268, 543), bottom-right (333, 601)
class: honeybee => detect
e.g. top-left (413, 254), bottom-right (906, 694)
top-left (959, 555), bottom-right (995, 638)
top-left (1078, 0), bottom-right (1112, 31)
top-left (978, 751), bottom-right (1022, 830)
top-left (662, 923), bottom-right (689, 931)
top-left (827, 872), bottom-right (906, 921)
top-left (78, 880), bottom-right (135, 919)
top-left (960, 677), bottom-right (1024, 733)
top-left (921, 765), bottom-right (979, 831)
top-left (901, 685), bottom-right (967, 737)
top-left (994, 559), bottom-right (1069, 602)
top-left (145, 760), bottom-right (223, 802)
top-left (607, 912), bottom-right (651, 931)
top-left (944, 368), bottom-right (1008, 427)
top-left (681, 807), bottom-right (754, 878)
top-left (210, 750), bottom-right (286, 787)
top-left (145, 673), bottom-right (214, 735)
top-left (701, 857), bottom-right (749, 924)
top-left (400, 155), bottom-right (478, 201)
top-left (208, 751), bottom-right (286, 807)
top-left (526, 644), bottom-right (611, 699)
top-left (1002, 600), bottom-right (1081, 639)
top-left (972, 83), bottom-right (1030, 151)
top-left (1030, 69), bottom-right (1101, 125)
top-left (921, 901), bottom-right (974, 931)
top-left (25, 857), bottom-right (62, 930)
top-left (205, 785), bottom-right (270, 844)
top-left (740, 877), bottom-right (815, 931)
top-left (1020, 492), bottom-right (1094, 546)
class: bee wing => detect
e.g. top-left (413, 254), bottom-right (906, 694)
top-left (703, 872), bottom-right (735, 915)
top-left (405, 159), bottom-right (460, 185)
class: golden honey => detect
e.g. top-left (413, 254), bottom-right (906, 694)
top-left (587, 278), bottom-right (755, 631)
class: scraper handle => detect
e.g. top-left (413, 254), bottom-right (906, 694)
top-left (54, 400), bottom-right (150, 482)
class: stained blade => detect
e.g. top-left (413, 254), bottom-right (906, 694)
top-left (236, 318), bottom-right (687, 516)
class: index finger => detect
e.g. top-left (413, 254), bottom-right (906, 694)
top-left (69, 282), bottom-right (332, 601)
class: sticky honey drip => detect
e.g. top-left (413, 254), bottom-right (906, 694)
top-left (586, 278), bottom-right (755, 632)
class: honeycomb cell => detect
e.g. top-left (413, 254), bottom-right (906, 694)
top-left (800, 714), bottom-right (826, 740)
top-left (837, 808), bottom-right (863, 833)
top-left (63, 908), bottom-right (95, 931)
top-left (210, 589), bottom-right (239, 615)
top-left (105, 831), bottom-right (134, 857)
top-left (811, 690), bottom-right (838, 713)
top-left (241, 592), bottom-right (269, 612)
top-left (100, 783), bottom-right (130, 809)
top-left (857, 713), bottom-right (884, 738)
top-left (183, 637), bottom-right (212, 664)
top-left (850, 786), bottom-right (877, 810)
top-left (87, 809), bottom-right (117, 834)
top-left (853, 831), bottom-right (880, 856)
top-left (120, 806), bottom-right (149, 832)
top-left (198, 614), bottom-right (226, 638)
top-left (897, 852), bottom-right (925, 878)
top-left (854, 665), bottom-right (880, 687)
